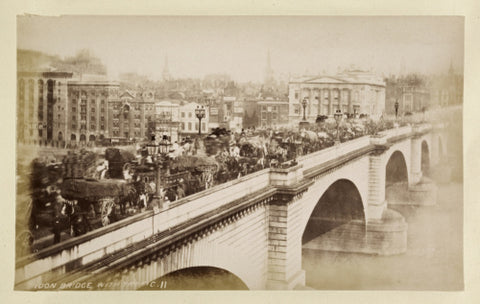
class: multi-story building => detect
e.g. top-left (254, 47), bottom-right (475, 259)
top-left (257, 98), bottom-right (289, 128)
top-left (67, 76), bottom-right (119, 143)
top-left (149, 100), bottom-right (180, 143)
top-left (429, 66), bottom-right (463, 108)
top-left (108, 90), bottom-right (155, 140)
top-left (221, 96), bottom-right (243, 132)
top-left (17, 71), bottom-right (73, 145)
top-left (178, 102), bottom-right (210, 137)
top-left (288, 70), bottom-right (386, 123)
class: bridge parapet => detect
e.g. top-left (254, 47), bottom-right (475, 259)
top-left (298, 136), bottom-right (371, 174)
top-left (378, 125), bottom-right (413, 141)
top-left (16, 168), bottom-right (273, 289)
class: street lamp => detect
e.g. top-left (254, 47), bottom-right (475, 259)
top-left (147, 135), bottom-right (171, 210)
top-left (195, 105), bottom-right (206, 135)
top-left (334, 109), bottom-right (343, 145)
top-left (394, 101), bottom-right (399, 119)
top-left (301, 97), bottom-right (308, 121)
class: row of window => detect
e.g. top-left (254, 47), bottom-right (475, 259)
top-left (295, 90), bottom-right (365, 101)
top-left (180, 122), bottom-right (206, 132)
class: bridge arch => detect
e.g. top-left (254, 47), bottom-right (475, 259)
top-left (421, 140), bottom-right (430, 176)
top-left (385, 150), bottom-right (410, 204)
top-left (118, 236), bottom-right (262, 290)
top-left (386, 150), bottom-right (409, 186)
top-left (302, 178), bottom-right (365, 244)
top-left (140, 266), bottom-right (248, 290)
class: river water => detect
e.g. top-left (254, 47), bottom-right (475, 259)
top-left (302, 182), bottom-right (463, 290)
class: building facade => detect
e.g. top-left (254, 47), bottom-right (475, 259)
top-left (288, 70), bottom-right (386, 124)
top-left (108, 90), bottom-right (155, 140)
top-left (257, 99), bottom-right (289, 128)
top-left (17, 71), bottom-right (73, 145)
top-left (222, 96), bottom-right (243, 132)
top-left (178, 102), bottom-right (210, 136)
top-left (68, 78), bottom-right (119, 143)
top-left (149, 101), bottom-right (180, 143)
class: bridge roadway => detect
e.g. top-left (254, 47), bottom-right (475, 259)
top-left (15, 122), bottom-right (449, 290)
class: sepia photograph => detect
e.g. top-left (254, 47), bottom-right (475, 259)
top-left (13, 14), bottom-right (465, 293)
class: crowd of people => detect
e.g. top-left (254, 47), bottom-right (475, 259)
top-left (18, 114), bottom-right (433, 255)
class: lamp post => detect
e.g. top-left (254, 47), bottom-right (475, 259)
top-left (301, 97), bottom-right (308, 121)
top-left (195, 105), bottom-right (206, 136)
top-left (394, 101), bottom-right (399, 119)
top-left (147, 135), bottom-right (171, 211)
top-left (334, 109), bottom-right (343, 145)
top-left (299, 97), bottom-right (310, 128)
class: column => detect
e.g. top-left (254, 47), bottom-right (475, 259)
top-left (328, 89), bottom-right (333, 115)
top-left (308, 88), bottom-right (313, 118)
top-left (348, 89), bottom-right (353, 114)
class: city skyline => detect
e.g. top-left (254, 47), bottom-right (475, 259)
top-left (18, 16), bottom-right (464, 82)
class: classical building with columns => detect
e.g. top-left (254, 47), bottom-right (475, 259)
top-left (288, 70), bottom-right (386, 124)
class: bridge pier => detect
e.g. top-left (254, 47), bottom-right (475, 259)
top-left (365, 150), bottom-right (407, 255)
top-left (267, 166), bottom-right (308, 290)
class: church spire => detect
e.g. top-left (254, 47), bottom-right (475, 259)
top-left (162, 54), bottom-right (171, 81)
top-left (264, 49), bottom-right (274, 87)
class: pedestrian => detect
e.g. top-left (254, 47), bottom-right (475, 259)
top-left (52, 212), bottom-right (62, 244)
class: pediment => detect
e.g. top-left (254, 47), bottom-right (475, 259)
top-left (305, 76), bottom-right (347, 84)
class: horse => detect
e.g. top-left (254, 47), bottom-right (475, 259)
top-left (117, 184), bottom-right (139, 215)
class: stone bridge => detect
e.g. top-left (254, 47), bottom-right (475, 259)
top-left (15, 123), bottom-right (450, 290)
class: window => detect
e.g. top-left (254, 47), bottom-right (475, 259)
top-left (91, 124), bottom-right (96, 130)
top-left (181, 112), bottom-right (185, 118)
top-left (195, 122), bottom-right (199, 131)
top-left (72, 107), bottom-right (77, 112)
top-left (188, 122), bottom-right (192, 130)
top-left (294, 105), bottom-right (300, 114)
top-left (100, 116), bottom-right (105, 122)
top-left (181, 122), bottom-right (185, 130)
top-left (72, 115), bottom-right (76, 121)
top-left (188, 112), bottom-right (192, 118)
top-left (71, 124), bottom-right (76, 130)
top-left (101, 125), bottom-right (105, 130)
top-left (324, 91), bottom-right (329, 98)
top-left (294, 91), bottom-right (299, 99)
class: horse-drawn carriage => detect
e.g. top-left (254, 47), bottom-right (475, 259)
top-left (60, 178), bottom-right (138, 230)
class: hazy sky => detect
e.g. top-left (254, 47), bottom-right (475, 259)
top-left (17, 16), bottom-right (464, 82)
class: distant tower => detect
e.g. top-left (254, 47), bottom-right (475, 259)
top-left (162, 55), bottom-right (171, 81)
top-left (448, 58), bottom-right (454, 75)
top-left (264, 49), bottom-right (275, 88)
